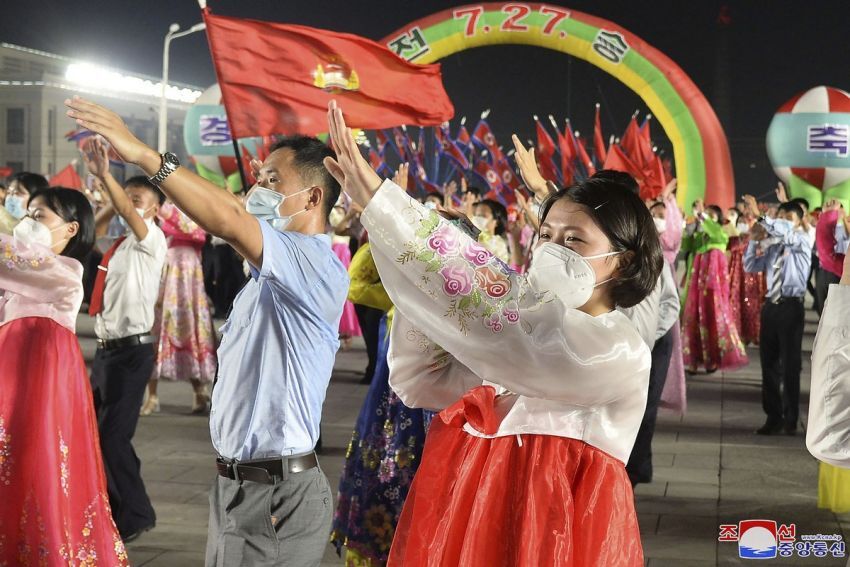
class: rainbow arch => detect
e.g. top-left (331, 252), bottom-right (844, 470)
top-left (382, 2), bottom-right (734, 208)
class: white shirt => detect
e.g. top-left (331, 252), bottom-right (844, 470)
top-left (95, 221), bottom-right (167, 340)
top-left (806, 284), bottom-right (850, 467)
top-left (618, 263), bottom-right (680, 348)
top-left (362, 180), bottom-right (651, 465)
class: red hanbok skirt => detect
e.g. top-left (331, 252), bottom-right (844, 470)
top-left (388, 386), bottom-right (643, 567)
top-left (0, 317), bottom-right (128, 566)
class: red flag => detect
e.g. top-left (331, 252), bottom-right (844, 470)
top-left (575, 134), bottom-right (596, 176)
top-left (620, 116), bottom-right (641, 165)
top-left (49, 163), bottom-right (82, 190)
top-left (0, 167), bottom-right (12, 178)
top-left (552, 120), bottom-right (574, 185)
top-left (203, 10), bottom-right (454, 138)
top-left (534, 117), bottom-right (559, 184)
top-left (494, 158), bottom-right (520, 194)
top-left (471, 119), bottom-right (503, 163)
top-left (637, 116), bottom-right (655, 166)
top-left (593, 104), bottom-right (607, 164)
top-left (368, 149), bottom-right (383, 171)
top-left (456, 124), bottom-right (471, 148)
top-left (603, 144), bottom-right (642, 184)
top-left (435, 126), bottom-right (470, 170)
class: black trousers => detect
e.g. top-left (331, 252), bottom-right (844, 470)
top-left (816, 267), bottom-right (841, 316)
top-left (91, 343), bottom-right (157, 536)
top-left (354, 304), bottom-right (384, 381)
top-left (759, 300), bottom-right (805, 427)
top-left (626, 327), bottom-right (675, 485)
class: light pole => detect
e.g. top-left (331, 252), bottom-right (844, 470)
top-left (158, 21), bottom-right (206, 153)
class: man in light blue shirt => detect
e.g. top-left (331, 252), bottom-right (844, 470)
top-left (744, 199), bottom-right (812, 437)
top-left (63, 95), bottom-right (348, 566)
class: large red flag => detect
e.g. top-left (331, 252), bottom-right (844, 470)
top-left (603, 144), bottom-right (642, 183)
top-left (620, 116), bottom-right (642, 165)
top-left (49, 163), bottom-right (82, 190)
top-left (575, 134), bottom-right (596, 176)
top-left (534, 117), bottom-right (559, 184)
top-left (593, 104), bottom-right (607, 165)
top-left (203, 10), bottom-right (454, 138)
top-left (471, 119), bottom-right (503, 163)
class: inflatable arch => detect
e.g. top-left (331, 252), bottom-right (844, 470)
top-left (382, 3), bottom-right (735, 209)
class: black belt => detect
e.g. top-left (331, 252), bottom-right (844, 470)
top-left (96, 333), bottom-right (156, 350)
top-left (216, 453), bottom-right (319, 484)
top-left (766, 296), bottom-right (804, 305)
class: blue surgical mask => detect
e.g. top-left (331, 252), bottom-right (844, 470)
top-left (773, 218), bottom-right (794, 232)
top-left (5, 195), bottom-right (26, 220)
top-left (245, 186), bottom-right (311, 231)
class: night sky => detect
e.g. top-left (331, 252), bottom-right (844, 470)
top-left (3, 0), bottom-right (850, 195)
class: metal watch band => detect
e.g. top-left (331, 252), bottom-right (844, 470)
top-left (149, 153), bottom-right (179, 186)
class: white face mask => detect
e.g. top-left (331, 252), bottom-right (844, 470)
top-left (736, 222), bottom-right (749, 234)
top-left (245, 185), bottom-right (311, 231)
top-left (527, 242), bottom-right (619, 310)
top-left (423, 201), bottom-right (438, 211)
top-left (653, 217), bottom-right (667, 234)
top-left (471, 215), bottom-right (490, 233)
top-left (118, 207), bottom-right (154, 232)
top-left (13, 217), bottom-right (67, 249)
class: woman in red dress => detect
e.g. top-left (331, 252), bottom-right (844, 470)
top-left (322, 103), bottom-right (663, 567)
top-left (728, 212), bottom-right (766, 345)
top-left (0, 188), bottom-right (128, 565)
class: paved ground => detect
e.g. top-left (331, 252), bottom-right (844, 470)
top-left (76, 308), bottom-right (850, 566)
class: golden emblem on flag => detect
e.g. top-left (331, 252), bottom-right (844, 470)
top-left (312, 61), bottom-right (360, 92)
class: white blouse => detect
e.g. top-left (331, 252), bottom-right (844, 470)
top-left (362, 180), bottom-right (651, 464)
top-left (806, 284), bottom-right (850, 467)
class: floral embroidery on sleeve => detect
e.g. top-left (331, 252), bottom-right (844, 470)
top-left (397, 212), bottom-right (525, 335)
top-left (2, 240), bottom-right (51, 271)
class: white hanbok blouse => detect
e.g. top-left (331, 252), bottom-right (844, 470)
top-left (806, 284), bottom-right (850, 467)
top-left (361, 180), bottom-right (651, 464)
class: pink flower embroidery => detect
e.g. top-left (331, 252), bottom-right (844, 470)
top-left (462, 241), bottom-right (493, 267)
top-left (439, 261), bottom-right (474, 296)
top-left (484, 312), bottom-right (504, 333)
top-left (474, 266), bottom-right (511, 299)
top-left (502, 301), bottom-right (520, 324)
top-left (426, 225), bottom-right (461, 257)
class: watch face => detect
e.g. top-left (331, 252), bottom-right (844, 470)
top-left (164, 152), bottom-right (180, 168)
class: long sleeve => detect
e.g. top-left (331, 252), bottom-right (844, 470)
top-left (362, 180), bottom-right (650, 406)
top-left (387, 311), bottom-right (482, 411)
top-left (806, 285), bottom-right (850, 467)
top-left (658, 196), bottom-right (683, 256)
top-left (836, 221), bottom-right (849, 255)
top-left (655, 263), bottom-right (680, 340)
top-left (743, 240), bottom-right (768, 273)
top-left (347, 243), bottom-right (393, 312)
top-left (700, 218), bottom-right (729, 248)
top-left (0, 235), bottom-right (80, 304)
top-left (762, 217), bottom-right (813, 257)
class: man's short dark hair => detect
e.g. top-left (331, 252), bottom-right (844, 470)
top-left (124, 175), bottom-right (165, 205)
top-left (270, 136), bottom-right (340, 219)
top-left (778, 201), bottom-right (805, 220)
top-left (789, 197), bottom-right (809, 212)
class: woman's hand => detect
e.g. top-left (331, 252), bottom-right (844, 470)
top-left (393, 162), bottom-right (410, 191)
top-left (82, 136), bottom-right (110, 179)
top-left (512, 134), bottom-right (549, 199)
top-left (742, 195), bottom-right (761, 218)
top-left (323, 101), bottom-right (382, 209)
top-left (661, 178), bottom-right (677, 200)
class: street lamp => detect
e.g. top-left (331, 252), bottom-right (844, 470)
top-left (158, 21), bottom-right (206, 153)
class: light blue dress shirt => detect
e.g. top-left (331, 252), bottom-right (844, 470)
top-left (743, 217), bottom-right (813, 299)
top-left (210, 219), bottom-right (348, 460)
top-left (836, 222), bottom-right (849, 255)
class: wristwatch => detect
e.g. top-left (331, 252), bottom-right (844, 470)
top-left (149, 152), bottom-right (180, 186)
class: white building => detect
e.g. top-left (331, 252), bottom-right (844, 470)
top-left (0, 42), bottom-right (203, 179)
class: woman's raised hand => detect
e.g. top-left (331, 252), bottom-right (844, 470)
top-left (323, 100), bottom-right (382, 209)
top-left (511, 134), bottom-right (549, 199)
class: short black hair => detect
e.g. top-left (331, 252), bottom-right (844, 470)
top-left (539, 177), bottom-right (663, 309)
top-left (9, 172), bottom-right (49, 195)
top-left (124, 175), bottom-right (165, 205)
top-left (591, 169), bottom-right (639, 195)
top-left (778, 201), bottom-right (804, 220)
top-left (28, 187), bottom-right (95, 262)
top-left (789, 197), bottom-right (809, 212)
top-left (464, 184), bottom-right (484, 197)
top-left (706, 205), bottom-right (723, 220)
top-left (270, 136), bottom-right (340, 219)
top-left (476, 199), bottom-right (508, 236)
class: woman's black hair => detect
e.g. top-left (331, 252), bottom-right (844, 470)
top-left (539, 175), bottom-right (663, 309)
top-left (9, 172), bottom-right (49, 195)
top-left (706, 204), bottom-right (723, 220)
top-left (27, 187), bottom-right (95, 262)
top-left (476, 199), bottom-right (508, 236)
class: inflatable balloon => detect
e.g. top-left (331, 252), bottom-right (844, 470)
top-left (381, 3), bottom-right (735, 208)
top-left (767, 86), bottom-right (850, 210)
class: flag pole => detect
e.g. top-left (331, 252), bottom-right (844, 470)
top-left (232, 137), bottom-right (249, 192)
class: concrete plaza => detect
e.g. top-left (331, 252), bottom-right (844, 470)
top-left (75, 309), bottom-right (850, 566)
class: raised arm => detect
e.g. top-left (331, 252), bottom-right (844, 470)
top-left (0, 235), bottom-right (81, 304)
top-left (66, 97), bottom-right (263, 267)
top-left (82, 137), bottom-right (148, 242)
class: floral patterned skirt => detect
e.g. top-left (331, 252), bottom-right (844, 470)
top-left (151, 245), bottom-right (217, 383)
top-left (0, 317), bottom-right (127, 566)
top-left (682, 249), bottom-right (749, 372)
top-left (331, 315), bottom-right (429, 566)
top-left (728, 240), bottom-right (766, 346)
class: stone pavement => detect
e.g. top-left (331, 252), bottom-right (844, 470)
top-left (75, 309), bottom-right (850, 566)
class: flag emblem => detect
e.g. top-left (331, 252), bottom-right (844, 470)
top-left (313, 61), bottom-right (360, 92)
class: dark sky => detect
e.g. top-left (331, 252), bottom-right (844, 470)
top-left (3, 1), bottom-right (850, 191)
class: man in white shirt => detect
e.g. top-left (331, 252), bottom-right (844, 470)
top-left (84, 140), bottom-right (167, 542)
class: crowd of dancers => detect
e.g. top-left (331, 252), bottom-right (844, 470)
top-left (0, 95), bottom-right (848, 566)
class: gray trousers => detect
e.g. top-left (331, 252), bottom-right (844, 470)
top-left (205, 465), bottom-right (333, 566)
